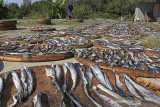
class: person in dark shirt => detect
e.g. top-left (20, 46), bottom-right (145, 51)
top-left (68, 2), bottom-right (74, 21)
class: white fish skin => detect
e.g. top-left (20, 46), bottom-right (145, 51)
top-left (97, 84), bottom-right (136, 106)
top-left (11, 71), bottom-right (24, 101)
top-left (123, 74), bottom-right (160, 104)
top-left (20, 68), bottom-right (29, 97)
top-left (112, 70), bottom-right (125, 96)
top-left (8, 96), bottom-right (18, 107)
top-left (92, 86), bottom-right (121, 107)
top-left (45, 67), bottom-right (55, 79)
top-left (24, 67), bottom-right (34, 95)
top-left (45, 67), bottom-right (60, 93)
top-left (62, 65), bottom-right (68, 92)
top-left (64, 63), bottom-right (78, 90)
top-left (0, 76), bottom-right (4, 98)
top-left (124, 78), bottom-right (144, 100)
top-left (83, 64), bottom-right (93, 88)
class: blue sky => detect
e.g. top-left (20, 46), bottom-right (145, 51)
top-left (4, 0), bottom-right (55, 6)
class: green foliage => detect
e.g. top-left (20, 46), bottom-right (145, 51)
top-left (20, 0), bottom-right (32, 17)
top-left (26, 0), bottom-right (66, 19)
top-left (0, 0), bottom-right (138, 19)
top-left (7, 3), bottom-right (21, 19)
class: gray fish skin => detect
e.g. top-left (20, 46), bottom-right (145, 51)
top-left (4, 72), bottom-right (11, 82)
top-left (83, 64), bottom-right (93, 88)
top-left (55, 64), bottom-right (62, 84)
top-left (90, 65), bottom-right (107, 87)
top-left (103, 72), bottom-right (116, 92)
top-left (123, 77), bottom-right (144, 100)
top-left (33, 92), bottom-right (42, 107)
top-left (45, 67), bottom-right (61, 93)
top-left (24, 67), bottom-right (34, 95)
top-left (0, 76), bottom-right (4, 98)
top-left (66, 92), bottom-right (85, 107)
top-left (60, 97), bottom-right (67, 107)
top-left (11, 71), bottom-right (24, 101)
top-left (82, 83), bottom-right (102, 107)
top-left (75, 63), bottom-right (88, 84)
top-left (75, 64), bottom-right (102, 107)
top-left (8, 96), bottom-right (18, 107)
top-left (123, 74), bottom-right (160, 104)
top-left (62, 65), bottom-right (68, 92)
top-left (97, 84), bottom-right (136, 106)
top-left (90, 65), bottom-right (115, 92)
top-left (112, 70), bottom-right (125, 97)
top-left (92, 86), bottom-right (121, 107)
top-left (64, 63), bottom-right (78, 90)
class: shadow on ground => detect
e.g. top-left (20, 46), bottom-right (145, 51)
top-left (16, 28), bottom-right (28, 30)
top-left (0, 61), bottom-right (4, 72)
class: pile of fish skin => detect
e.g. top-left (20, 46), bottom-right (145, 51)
top-left (46, 37), bottom-right (89, 46)
top-left (0, 67), bottom-right (34, 107)
top-left (39, 31), bottom-right (67, 36)
top-left (0, 42), bottom-right (75, 58)
top-left (30, 26), bottom-right (56, 30)
top-left (94, 38), bottom-right (160, 52)
top-left (77, 48), bottom-right (160, 74)
top-left (131, 23), bottom-right (160, 37)
top-left (12, 34), bottom-right (50, 41)
top-left (44, 63), bottom-right (160, 107)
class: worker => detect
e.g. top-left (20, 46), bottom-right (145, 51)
top-left (68, 2), bottom-right (74, 21)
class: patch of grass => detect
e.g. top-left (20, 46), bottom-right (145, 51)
top-left (0, 31), bottom-right (7, 34)
top-left (53, 21), bottom-right (93, 26)
top-left (141, 37), bottom-right (160, 49)
top-left (17, 22), bottom-right (37, 27)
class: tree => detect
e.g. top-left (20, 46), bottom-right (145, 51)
top-left (8, 3), bottom-right (21, 18)
top-left (20, 0), bottom-right (32, 17)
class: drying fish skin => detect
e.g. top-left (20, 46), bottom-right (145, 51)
top-left (90, 65), bottom-right (116, 92)
top-left (147, 64), bottom-right (160, 74)
top-left (75, 63), bottom-right (88, 84)
top-left (45, 67), bottom-right (55, 79)
top-left (8, 96), bottom-right (18, 107)
top-left (11, 71), bottom-right (25, 101)
top-left (83, 64), bottom-right (93, 88)
top-left (103, 72), bottom-right (116, 92)
top-left (82, 82), bottom-right (102, 107)
top-left (62, 65), bottom-right (68, 92)
top-left (90, 65), bottom-right (107, 87)
top-left (0, 76), bottom-right (4, 98)
top-left (55, 64), bottom-right (62, 85)
top-left (20, 68), bottom-right (29, 98)
top-left (60, 97), bottom-right (67, 107)
top-left (112, 70), bottom-right (125, 97)
top-left (92, 86), bottom-right (121, 107)
top-left (97, 84), bottom-right (136, 106)
top-left (65, 92), bottom-right (85, 107)
top-left (24, 67), bottom-right (34, 95)
top-left (122, 74), bottom-right (160, 104)
top-left (33, 92), bottom-right (42, 107)
top-left (123, 77), bottom-right (144, 100)
top-left (64, 63), bottom-right (78, 90)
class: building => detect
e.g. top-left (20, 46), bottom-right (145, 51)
top-left (134, 0), bottom-right (160, 22)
